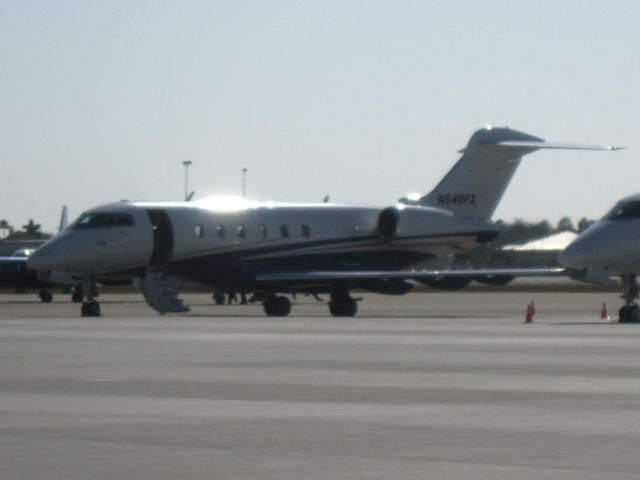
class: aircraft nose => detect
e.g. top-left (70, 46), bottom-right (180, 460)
top-left (27, 244), bottom-right (55, 272)
top-left (28, 235), bottom-right (72, 273)
top-left (559, 243), bottom-right (589, 269)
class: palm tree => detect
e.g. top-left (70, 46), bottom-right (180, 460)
top-left (0, 219), bottom-right (11, 239)
top-left (22, 219), bottom-right (42, 236)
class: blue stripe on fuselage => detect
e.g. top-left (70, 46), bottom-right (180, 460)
top-left (167, 231), bottom-right (487, 288)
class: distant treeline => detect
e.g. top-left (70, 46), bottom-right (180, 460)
top-left (491, 216), bottom-right (595, 247)
top-left (0, 219), bottom-right (51, 241)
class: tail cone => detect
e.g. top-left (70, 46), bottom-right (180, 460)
top-left (601, 302), bottom-right (609, 320)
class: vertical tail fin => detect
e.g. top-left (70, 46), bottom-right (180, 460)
top-left (58, 206), bottom-right (68, 233)
top-left (418, 126), bottom-right (620, 220)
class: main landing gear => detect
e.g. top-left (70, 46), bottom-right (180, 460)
top-left (263, 295), bottom-right (291, 317)
top-left (619, 274), bottom-right (640, 323)
top-left (38, 288), bottom-right (53, 303)
top-left (79, 278), bottom-right (101, 317)
top-left (260, 289), bottom-right (359, 318)
top-left (329, 289), bottom-right (358, 317)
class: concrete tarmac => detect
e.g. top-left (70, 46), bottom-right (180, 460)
top-left (1, 291), bottom-right (640, 479)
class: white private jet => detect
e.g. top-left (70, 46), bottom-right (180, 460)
top-left (560, 195), bottom-right (640, 322)
top-left (28, 126), bottom-right (620, 317)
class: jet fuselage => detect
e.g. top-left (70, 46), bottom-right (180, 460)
top-left (29, 198), bottom-right (497, 291)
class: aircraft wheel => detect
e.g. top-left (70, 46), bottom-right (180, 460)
top-left (39, 290), bottom-right (53, 303)
top-left (213, 291), bottom-right (226, 305)
top-left (89, 302), bottom-right (101, 316)
top-left (618, 305), bottom-right (640, 323)
top-left (329, 298), bottom-right (358, 317)
top-left (81, 301), bottom-right (101, 317)
top-left (264, 296), bottom-right (291, 317)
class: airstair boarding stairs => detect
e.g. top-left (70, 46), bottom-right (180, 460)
top-left (141, 265), bottom-right (190, 313)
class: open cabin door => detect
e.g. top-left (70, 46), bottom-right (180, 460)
top-left (146, 209), bottom-right (174, 265)
top-left (141, 209), bottom-right (188, 313)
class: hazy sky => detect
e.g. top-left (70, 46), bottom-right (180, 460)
top-left (1, 0), bottom-right (638, 232)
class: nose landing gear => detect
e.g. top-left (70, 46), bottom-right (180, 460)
top-left (619, 274), bottom-right (640, 323)
top-left (38, 288), bottom-right (53, 303)
top-left (80, 278), bottom-right (101, 317)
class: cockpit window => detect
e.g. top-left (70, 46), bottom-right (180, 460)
top-left (605, 201), bottom-right (640, 221)
top-left (72, 212), bottom-right (134, 229)
top-left (106, 213), bottom-right (135, 227)
top-left (72, 213), bottom-right (109, 229)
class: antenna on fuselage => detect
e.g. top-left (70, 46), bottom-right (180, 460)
top-left (242, 168), bottom-right (248, 199)
top-left (183, 159), bottom-right (193, 201)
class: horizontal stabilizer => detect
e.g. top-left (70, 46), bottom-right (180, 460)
top-left (481, 140), bottom-right (624, 151)
top-left (256, 267), bottom-right (566, 283)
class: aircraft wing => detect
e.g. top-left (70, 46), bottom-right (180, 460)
top-left (255, 267), bottom-right (566, 282)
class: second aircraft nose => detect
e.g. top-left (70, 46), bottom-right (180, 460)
top-left (27, 243), bottom-right (55, 272)
top-left (558, 244), bottom-right (589, 270)
top-left (27, 234), bottom-right (75, 273)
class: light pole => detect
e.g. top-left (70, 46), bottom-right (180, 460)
top-left (183, 160), bottom-right (193, 201)
top-left (242, 167), bottom-right (247, 199)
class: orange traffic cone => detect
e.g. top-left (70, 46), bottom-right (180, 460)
top-left (600, 302), bottom-right (609, 320)
top-left (524, 303), bottom-right (534, 323)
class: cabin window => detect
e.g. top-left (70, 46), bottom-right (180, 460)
top-left (302, 224), bottom-right (311, 238)
top-left (280, 225), bottom-right (289, 238)
top-left (194, 225), bottom-right (205, 238)
top-left (258, 224), bottom-right (267, 238)
top-left (216, 225), bottom-right (226, 238)
top-left (237, 225), bottom-right (246, 238)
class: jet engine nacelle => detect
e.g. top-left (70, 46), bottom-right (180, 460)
top-left (377, 207), bottom-right (399, 238)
